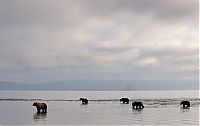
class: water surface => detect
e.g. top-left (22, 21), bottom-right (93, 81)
top-left (0, 90), bottom-right (199, 125)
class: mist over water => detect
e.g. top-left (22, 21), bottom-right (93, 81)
top-left (0, 90), bottom-right (199, 125)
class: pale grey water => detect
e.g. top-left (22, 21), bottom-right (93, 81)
top-left (0, 90), bottom-right (199, 125)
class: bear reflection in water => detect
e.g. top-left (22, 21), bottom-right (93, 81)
top-left (33, 113), bottom-right (47, 120)
top-left (180, 107), bottom-right (190, 113)
top-left (132, 108), bottom-right (143, 114)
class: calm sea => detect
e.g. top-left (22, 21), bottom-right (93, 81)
top-left (0, 90), bottom-right (199, 125)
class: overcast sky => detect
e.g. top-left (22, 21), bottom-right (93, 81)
top-left (0, 0), bottom-right (198, 83)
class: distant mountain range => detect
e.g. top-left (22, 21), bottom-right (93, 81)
top-left (0, 80), bottom-right (198, 91)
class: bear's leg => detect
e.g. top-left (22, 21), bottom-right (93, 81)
top-left (37, 108), bottom-right (40, 113)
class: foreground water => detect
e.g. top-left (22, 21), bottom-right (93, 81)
top-left (0, 90), bottom-right (199, 125)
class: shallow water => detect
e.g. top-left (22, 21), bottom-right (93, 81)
top-left (0, 90), bottom-right (199, 125)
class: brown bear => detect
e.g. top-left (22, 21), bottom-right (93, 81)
top-left (79, 98), bottom-right (88, 104)
top-left (180, 101), bottom-right (190, 108)
top-left (120, 98), bottom-right (129, 104)
top-left (33, 102), bottom-right (47, 113)
top-left (132, 101), bottom-right (144, 109)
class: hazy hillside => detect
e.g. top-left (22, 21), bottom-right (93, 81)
top-left (0, 80), bottom-right (198, 91)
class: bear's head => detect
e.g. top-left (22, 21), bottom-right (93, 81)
top-left (33, 102), bottom-right (38, 106)
top-left (79, 98), bottom-right (84, 100)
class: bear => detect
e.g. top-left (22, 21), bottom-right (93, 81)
top-left (120, 98), bottom-right (129, 104)
top-left (33, 102), bottom-right (47, 113)
top-left (180, 101), bottom-right (190, 108)
top-left (132, 101), bottom-right (144, 109)
top-left (79, 98), bottom-right (88, 104)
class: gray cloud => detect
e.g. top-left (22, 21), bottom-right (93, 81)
top-left (0, 0), bottom-right (198, 83)
top-left (0, 0), bottom-right (197, 27)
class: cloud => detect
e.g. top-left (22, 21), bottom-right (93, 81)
top-left (137, 57), bottom-right (160, 67)
top-left (0, 0), bottom-right (198, 83)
